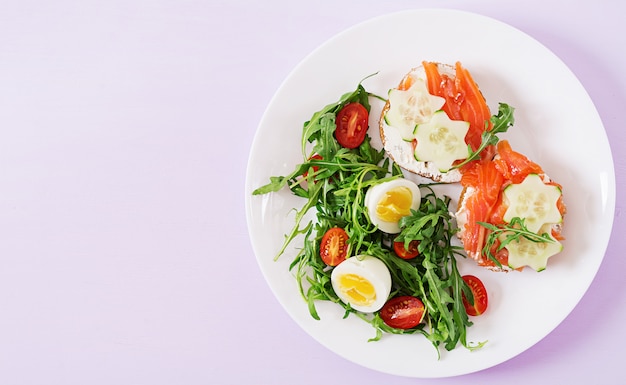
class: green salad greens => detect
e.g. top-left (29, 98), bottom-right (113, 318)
top-left (252, 81), bottom-right (495, 356)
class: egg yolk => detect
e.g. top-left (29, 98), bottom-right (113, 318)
top-left (375, 186), bottom-right (413, 222)
top-left (338, 274), bottom-right (376, 306)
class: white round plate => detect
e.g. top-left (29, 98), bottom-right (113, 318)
top-left (244, 9), bottom-right (615, 378)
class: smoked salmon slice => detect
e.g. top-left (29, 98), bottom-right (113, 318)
top-left (457, 140), bottom-right (566, 270)
top-left (422, 61), bottom-right (492, 153)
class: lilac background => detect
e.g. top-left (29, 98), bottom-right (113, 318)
top-left (0, 0), bottom-right (624, 384)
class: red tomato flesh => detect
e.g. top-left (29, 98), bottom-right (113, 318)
top-left (379, 296), bottom-right (425, 329)
top-left (393, 240), bottom-right (420, 260)
top-left (319, 227), bottom-right (349, 266)
top-left (335, 102), bottom-right (368, 149)
top-left (461, 275), bottom-right (488, 316)
top-left (302, 154), bottom-right (323, 182)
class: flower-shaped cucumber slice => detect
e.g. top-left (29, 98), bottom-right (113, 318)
top-left (413, 111), bottom-right (470, 172)
top-left (384, 80), bottom-right (445, 141)
top-left (503, 174), bottom-right (562, 233)
top-left (503, 224), bottom-right (563, 272)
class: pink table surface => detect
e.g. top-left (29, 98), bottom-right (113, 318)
top-left (1, 1), bottom-right (624, 384)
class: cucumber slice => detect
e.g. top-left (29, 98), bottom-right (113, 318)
top-left (503, 224), bottom-right (563, 272)
top-left (503, 174), bottom-right (562, 233)
top-left (384, 79), bottom-right (445, 141)
top-left (413, 110), bottom-right (470, 172)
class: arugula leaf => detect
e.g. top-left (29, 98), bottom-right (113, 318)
top-left (478, 216), bottom-right (558, 267)
top-left (393, 192), bottom-right (483, 353)
top-left (302, 83), bottom-right (371, 159)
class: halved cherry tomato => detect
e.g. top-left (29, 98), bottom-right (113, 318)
top-left (393, 240), bottom-right (420, 260)
top-left (302, 154), bottom-right (323, 182)
top-left (461, 275), bottom-right (488, 316)
top-left (379, 296), bottom-right (425, 329)
top-left (335, 102), bottom-right (368, 149)
top-left (319, 227), bottom-right (349, 266)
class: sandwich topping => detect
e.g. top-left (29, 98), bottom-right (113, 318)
top-left (414, 110), bottom-right (470, 172)
top-left (380, 62), bottom-right (497, 181)
top-left (457, 140), bottom-right (566, 271)
top-left (384, 77), bottom-right (445, 141)
top-left (502, 174), bottom-right (563, 234)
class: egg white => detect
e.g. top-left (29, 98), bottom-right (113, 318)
top-left (330, 255), bottom-right (392, 313)
top-left (364, 178), bottom-right (421, 234)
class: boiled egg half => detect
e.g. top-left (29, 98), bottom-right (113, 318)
top-left (331, 255), bottom-right (392, 313)
top-left (364, 178), bottom-right (421, 233)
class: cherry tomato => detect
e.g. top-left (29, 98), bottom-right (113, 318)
top-left (319, 227), bottom-right (349, 266)
top-left (335, 102), bottom-right (368, 149)
top-left (302, 154), bottom-right (323, 182)
top-left (461, 275), bottom-right (488, 316)
top-left (393, 240), bottom-right (420, 260)
top-left (379, 296), bottom-right (425, 329)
